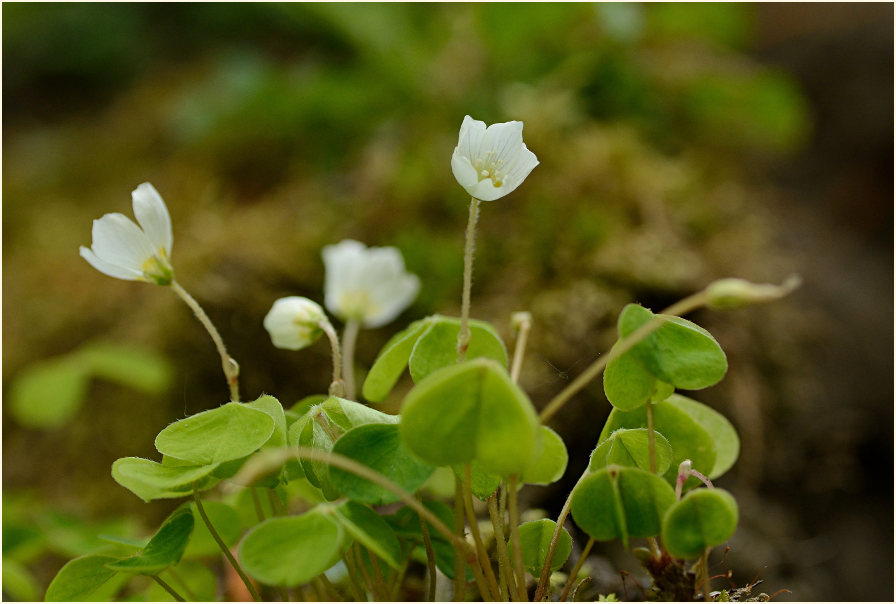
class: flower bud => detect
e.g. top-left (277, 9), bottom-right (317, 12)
top-left (706, 275), bottom-right (801, 310)
top-left (263, 297), bottom-right (327, 351)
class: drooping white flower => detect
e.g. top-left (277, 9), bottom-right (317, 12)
top-left (263, 297), bottom-right (327, 351)
top-left (322, 239), bottom-right (421, 329)
top-left (451, 115), bottom-right (539, 202)
top-left (79, 182), bottom-right (174, 285)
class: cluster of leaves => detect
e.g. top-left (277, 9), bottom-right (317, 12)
top-left (44, 299), bottom-right (748, 601)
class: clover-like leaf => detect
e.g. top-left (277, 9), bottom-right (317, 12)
top-left (408, 316), bottom-right (508, 383)
top-left (570, 466), bottom-right (676, 548)
top-left (665, 394), bottom-right (739, 479)
top-left (45, 554), bottom-right (121, 602)
top-left (522, 426), bottom-right (569, 486)
top-left (106, 507), bottom-right (194, 574)
top-left (662, 488), bottom-right (738, 559)
top-left (112, 457), bottom-right (219, 502)
top-left (589, 428), bottom-right (673, 475)
top-left (239, 509), bottom-right (344, 587)
top-left (330, 423), bottom-right (435, 505)
top-left (519, 519), bottom-right (572, 575)
top-left (400, 359), bottom-right (539, 477)
top-left (155, 402), bottom-right (274, 465)
top-left (363, 319), bottom-right (430, 402)
top-left (331, 501), bottom-right (402, 569)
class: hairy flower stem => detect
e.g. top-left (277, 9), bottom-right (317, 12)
top-left (418, 497), bottom-right (439, 602)
top-left (462, 465), bottom-right (502, 601)
top-left (192, 489), bottom-right (260, 602)
top-left (457, 197), bottom-right (482, 362)
top-left (538, 291), bottom-right (709, 424)
top-left (560, 537), bottom-right (594, 602)
top-left (171, 280), bottom-right (240, 401)
top-left (341, 318), bottom-right (361, 400)
top-left (152, 575), bottom-right (185, 602)
top-left (318, 318), bottom-right (345, 397)
top-left (510, 312), bottom-right (532, 384)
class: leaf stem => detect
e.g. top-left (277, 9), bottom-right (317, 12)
top-left (152, 575), bottom-right (186, 602)
top-left (341, 318), bottom-right (361, 400)
top-left (507, 475), bottom-right (527, 602)
top-left (453, 476), bottom-right (467, 602)
top-left (171, 280), bottom-right (240, 402)
top-left (559, 537), bottom-right (594, 602)
top-left (487, 492), bottom-right (516, 601)
top-left (462, 465), bottom-right (502, 601)
top-left (533, 469), bottom-right (588, 602)
top-left (538, 291), bottom-right (708, 424)
top-left (192, 489), bottom-right (260, 601)
top-left (458, 197), bottom-right (482, 363)
top-left (510, 312), bottom-right (533, 384)
top-left (318, 318), bottom-right (345, 397)
top-left (418, 498), bottom-right (439, 602)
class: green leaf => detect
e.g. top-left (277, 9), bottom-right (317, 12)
top-left (288, 407), bottom-right (338, 496)
top-left (362, 319), bottom-right (430, 402)
top-left (45, 554), bottom-right (121, 601)
top-left (589, 428), bottom-right (673, 476)
top-left (155, 402), bottom-right (275, 465)
top-left (331, 502), bottom-right (402, 569)
top-left (79, 341), bottom-right (172, 394)
top-left (662, 489), bottom-right (739, 559)
top-left (239, 510), bottom-right (344, 587)
top-left (244, 395), bottom-right (288, 448)
top-left (599, 399), bottom-right (717, 489)
top-left (665, 394), bottom-right (739, 479)
top-left (400, 359), bottom-right (539, 477)
top-left (408, 316), bottom-right (508, 383)
top-left (106, 507), bottom-right (194, 574)
top-left (9, 356), bottom-right (90, 429)
top-left (143, 561), bottom-right (218, 602)
top-left (618, 304), bottom-right (727, 391)
top-left (385, 501), bottom-right (472, 582)
top-left (111, 457), bottom-right (219, 502)
top-left (182, 501), bottom-right (243, 559)
top-left (452, 461), bottom-right (503, 501)
top-left (603, 340), bottom-right (659, 411)
top-left (570, 466), bottom-right (676, 548)
top-left (518, 519), bottom-right (572, 575)
top-left (522, 426), bottom-right (569, 486)
top-left (330, 423), bottom-right (435, 505)
top-left (2, 557), bottom-right (40, 602)
top-left (321, 396), bottom-right (399, 431)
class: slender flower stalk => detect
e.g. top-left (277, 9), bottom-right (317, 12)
top-left (341, 318), bottom-right (361, 400)
top-left (510, 311), bottom-right (533, 383)
top-left (318, 318), bottom-right (345, 397)
top-left (457, 197), bottom-right (481, 362)
top-left (171, 280), bottom-right (240, 401)
top-left (152, 576), bottom-right (185, 602)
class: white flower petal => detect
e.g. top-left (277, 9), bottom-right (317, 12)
top-left (451, 153), bottom-right (479, 189)
top-left (458, 115), bottom-right (486, 161)
top-left (90, 213), bottom-right (157, 271)
top-left (322, 240), bottom-right (367, 317)
top-left (132, 182), bottom-right (173, 257)
top-left (79, 246), bottom-right (143, 281)
top-left (482, 120), bottom-right (524, 161)
top-left (363, 273), bottom-right (421, 328)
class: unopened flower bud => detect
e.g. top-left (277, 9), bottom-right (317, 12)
top-left (706, 275), bottom-right (801, 310)
top-left (263, 297), bottom-right (327, 351)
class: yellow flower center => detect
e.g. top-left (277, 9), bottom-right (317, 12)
top-left (473, 151), bottom-right (505, 188)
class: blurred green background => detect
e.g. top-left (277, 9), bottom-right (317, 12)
top-left (2, 3), bottom-right (892, 601)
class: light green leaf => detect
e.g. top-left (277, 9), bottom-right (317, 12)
top-left (182, 501), bottom-right (243, 559)
top-left (239, 510), bottom-right (344, 587)
top-left (244, 395), bottom-right (288, 448)
top-left (45, 554), bottom-right (121, 601)
top-left (111, 457), bottom-right (218, 502)
top-left (408, 316), bottom-right (507, 383)
top-left (362, 319), bottom-right (430, 402)
top-left (155, 402), bottom-right (274, 465)
top-left (331, 502), bottom-right (402, 569)
top-left (662, 489), bottom-right (739, 559)
top-left (666, 394), bottom-right (740, 479)
top-left (589, 428), bottom-right (673, 476)
top-left (106, 507), bottom-right (194, 574)
top-left (519, 519), bottom-right (572, 575)
top-left (522, 426), bottom-right (569, 486)
top-left (400, 359), bottom-right (539, 477)
top-left (79, 341), bottom-right (172, 394)
top-left (330, 423), bottom-right (434, 505)
top-left (321, 396), bottom-right (399, 431)
top-left (452, 461), bottom-right (503, 501)
top-left (2, 557), bottom-right (40, 602)
top-left (570, 466), bottom-right (675, 548)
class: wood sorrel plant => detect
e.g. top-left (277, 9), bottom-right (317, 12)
top-left (50, 115), bottom-right (800, 603)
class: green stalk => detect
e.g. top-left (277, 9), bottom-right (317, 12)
top-left (318, 318), bottom-right (345, 397)
top-left (419, 501), bottom-right (439, 602)
top-left (341, 318), bottom-right (361, 400)
top-left (507, 475), bottom-right (527, 602)
top-left (171, 280), bottom-right (240, 402)
top-left (488, 493), bottom-right (516, 601)
top-left (538, 291), bottom-right (709, 424)
top-left (462, 465), bottom-right (502, 601)
top-left (192, 489), bottom-right (260, 602)
top-left (453, 477), bottom-right (467, 602)
top-left (152, 575), bottom-right (185, 602)
top-left (457, 197), bottom-right (482, 362)
top-left (533, 470), bottom-right (589, 602)
top-left (559, 538), bottom-right (594, 602)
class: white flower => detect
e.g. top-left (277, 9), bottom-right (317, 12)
top-left (263, 297), bottom-right (327, 350)
top-left (451, 115), bottom-right (539, 202)
top-left (79, 182), bottom-right (174, 285)
top-left (322, 239), bottom-right (421, 329)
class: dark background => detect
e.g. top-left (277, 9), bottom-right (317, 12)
top-left (3, 3), bottom-right (892, 601)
